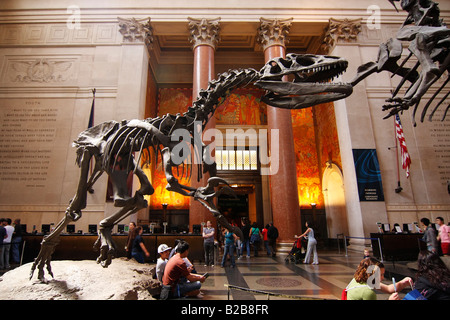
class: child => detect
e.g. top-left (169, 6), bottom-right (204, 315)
top-left (156, 244), bottom-right (172, 282)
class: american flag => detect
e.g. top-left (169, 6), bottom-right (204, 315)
top-left (395, 114), bottom-right (411, 178)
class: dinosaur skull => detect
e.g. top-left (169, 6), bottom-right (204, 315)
top-left (255, 53), bottom-right (353, 109)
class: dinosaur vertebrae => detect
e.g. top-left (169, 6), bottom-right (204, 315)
top-left (185, 68), bottom-right (260, 128)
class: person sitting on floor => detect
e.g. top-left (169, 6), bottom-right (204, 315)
top-left (155, 244), bottom-right (171, 282)
top-left (345, 257), bottom-right (412, 300)
top-left (161, 240), bottom-right (206, 299)
top-left (414, 250), bottom-right (450, 300)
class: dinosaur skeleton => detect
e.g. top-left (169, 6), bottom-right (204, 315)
top-left (351, 0), bottom-right (450, 124)
top-left (29, 53), bottom-right (352, 282)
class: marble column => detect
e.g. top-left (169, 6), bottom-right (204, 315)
top-left (322, 18), bottom-right (388, 251)
top-left (257, 18), bottom-right (301, 244)
top-left (115, 17), bottom-right (151, 225)
top-left (188, 17), bottom-right (220, 231)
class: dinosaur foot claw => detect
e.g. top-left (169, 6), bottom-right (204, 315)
top-left (29, 238), bottom-right (58, 282)
top-left (382, 97), bottom-right (415, 119)
top-left (94, 228), bottom-right (116, 268)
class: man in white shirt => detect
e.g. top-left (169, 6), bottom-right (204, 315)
top-left (2, 218), bottom-right (14, 269)
top-left (0, 218), bottom-right (6, 270)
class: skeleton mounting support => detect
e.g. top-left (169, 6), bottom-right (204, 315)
top-left (30, 53), bottom-right (352, 282)
top-left (351, 0), bottom-right (450, 124)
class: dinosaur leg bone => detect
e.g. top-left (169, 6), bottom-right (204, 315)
top-left (95, 160), bottom-right (151, 267)
top-left (95, 192), bottom-right (148, 267)
top-left (193, 177), bottom-right (244, 239)
top-left (30, 150), bottom-right (93, 282)
top-left (29, 210), bottom-right (77, 282)
top-left (161, 147), bottom-right (196, 196)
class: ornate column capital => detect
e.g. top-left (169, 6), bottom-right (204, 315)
top-left (117, 17), bottom-right (153, 45)
top-left (143, 19), bottom-right (154, 50)
top-left (321, 18), bottom-right (362, 53)
top-left (257, 17), bottom-right (293, 51)
top-left (188, 17), bottom-right (221, 50)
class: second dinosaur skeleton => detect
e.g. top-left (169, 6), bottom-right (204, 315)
top-left (351, 0), bottom-right (449, 124)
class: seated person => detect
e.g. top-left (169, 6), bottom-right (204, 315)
top-left (155, 244), bottom-right (171, 282)
top-left (169, 239), bottom-right (182, 259)
top-left (162, 240), bottom-right (206, 298)
top-left (414, 250), bottom-right (450, 300)
top-left (169, 238), bottom-right (197, 273)
top-left (345, 257), bottom-right (412, 300)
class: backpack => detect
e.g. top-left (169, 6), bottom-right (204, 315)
top-left (341, 288), bottom-right (348, 300)
top-left (268, 226), bottom-right (278, 239)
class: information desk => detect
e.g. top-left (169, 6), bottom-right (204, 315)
top-left (22, 234), bottom-right (204, 264)
top-left (370, 233), bottom-right (426, 261)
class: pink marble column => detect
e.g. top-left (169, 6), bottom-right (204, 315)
top-left (188, 18), bottom-right (220, 231)
top-left (258, 18), bottom-right (301, 243)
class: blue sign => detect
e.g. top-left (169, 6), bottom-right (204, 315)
top-left (352, 149), bottom-right (385, 201)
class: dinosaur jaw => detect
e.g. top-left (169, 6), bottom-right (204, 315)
top-left (255, 80), bottom-right (353, 109)
top-left (255, 53), bottom-right (352, 109)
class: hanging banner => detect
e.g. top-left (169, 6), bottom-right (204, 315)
top-left (352, 149), bottom-right (385, 201)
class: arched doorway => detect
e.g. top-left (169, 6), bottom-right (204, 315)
top-left (322, 162), bottom-right (348, 239)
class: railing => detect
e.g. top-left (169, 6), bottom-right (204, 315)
top-left (337, 234), bottom-right (384, 262)
top-left (0, 240), bottom-right (26, 266)
top-left (224, 284), bottom-right (334, 300)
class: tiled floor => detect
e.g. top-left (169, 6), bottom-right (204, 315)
top-left (0, 248), bottom-right (417, 302)
top-left (190, 250), bottom-right (416, 300)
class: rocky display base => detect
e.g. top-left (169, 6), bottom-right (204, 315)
top-left (0, 258), bottom-right (160, 300)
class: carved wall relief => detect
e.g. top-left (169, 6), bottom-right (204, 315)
top-left (4, 57), bottom-right (78, 84)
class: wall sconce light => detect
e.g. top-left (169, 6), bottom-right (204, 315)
top-left (310, 203), bottom-right (316, 208)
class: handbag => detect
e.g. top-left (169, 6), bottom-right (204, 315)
top-left (341, 288), bottom-right (348, 300)
top-left (403, 281), bottom-right (427, 300)
top-left (159, 284), bottom-right (172, 300)
top-left (250, 233), bottom-right (260, 244)
top-left (403, 289), bottom-right (427, 300)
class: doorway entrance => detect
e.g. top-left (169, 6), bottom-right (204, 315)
top-left (218, 192), bottom-right (249, 227)
top-left (215, 178), bottom-right (263, 228)
top-left (322, 163), bottom-right (348, 239)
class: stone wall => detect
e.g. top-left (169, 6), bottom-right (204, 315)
top-left (0, 15), bottom-right (149, 232)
